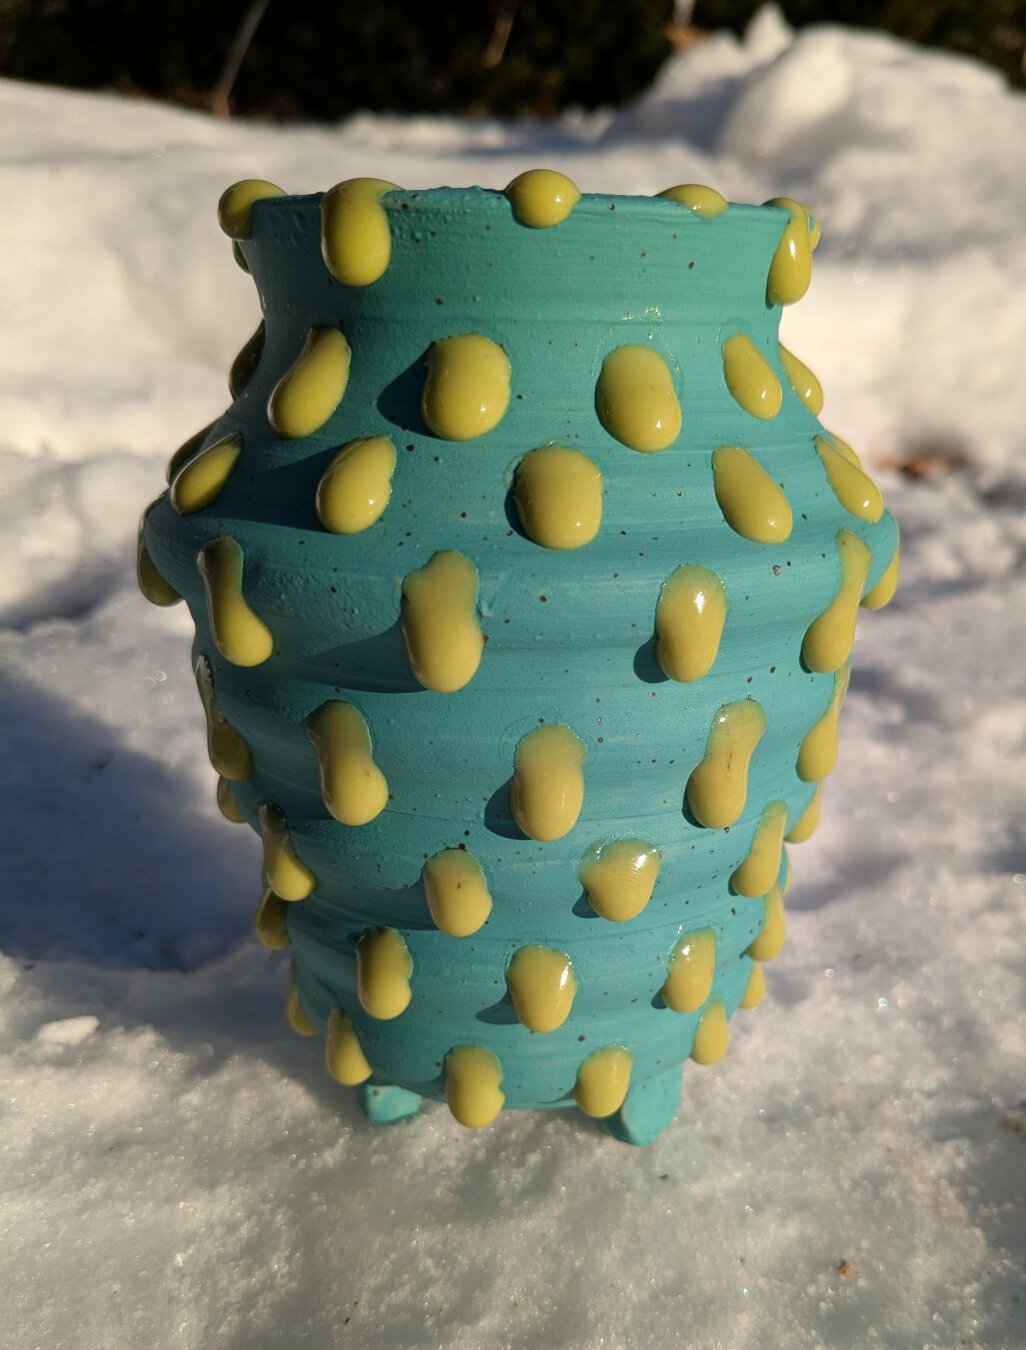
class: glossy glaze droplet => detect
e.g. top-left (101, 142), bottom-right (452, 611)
top-left (658, 183), bottom-right (728, 218)
top-left (268, 328), bottom-right (351, 440)
top-left (194, 654), bottom-right (252, 780)
top-left (579, 839), bottom-right (661, 922)
top-left (423, 848), bottom-right (492, 937)
top-left (506, 946), bottom-right (578, 1032)
top-left (778, 343), bottom-right (824, 414)
top-left (504, 169), bottom-right (580, 228)
top-left (217, 178), bottom-right (285, 239)
top-left (321, 177), bottom-right (400, 286)
top-left (690, 1001), bottom-right (729, 1065)
top-left (510, 723), bottom-right (587, 841)
top-left (712, 446), bottom-right (793, 543)
top-left (196, 536), bottom-right (273, 667)
top-left (512, 445), bottom-right (603, 550)
top-left (325, 1008), bottom-right (373, 1085)
top-left (400, 550), bottom-right (484, 693)
top-left (229, 322), bottom-right (265, 398)
top-left (686, 699), bottom-right (767, 829)
top-left (315, 435), bottom-right (397, 535)
top-left (171, 432), bottom-right (242, 515)
top-left (747, 883), bottom-right (785, 961)
top-left (216, 776), bottom-right (246, 823)
top-left (722, 335), bottom-right (783, 421)
top-left (421, 334), bottom-right (510, 441)
top-left (136, 515), bottom-right (180, 607)
top-left (573, 1045), bottom-right (633, 1118)
top-left (802, 529), bottom-right (873, 673)
top-left (445, 1045), bottom-right (505, 1128)
top-left (662, 929), bottom-right (717, 1013)
top-left (595, 345), bottom-right (681, 452)
top-left (258, 802), bottom-right (317, 901)
top-left (798, 663), bottom-right (851, 782)
top-left (862, 537), bottom-right (900, 610)
top-left (814, 436), bottom-right (884, 522)
top-left (285, 968), bottom-right (318, 1036)
top-left (166, 422), bottom-right (216, 485)
top-left (731, 799), bottom-right (788, 898)
top-left (307, 701), bottom-right (389, 826)
top-left (765, 197), bottom-right (814, 306)
top-left (255, 887), bottom-right (290, 949)
top-left (786, 785), bottom-right (822, 843)
top-left (740, 962), bottom-right (766, 1009)
top-left (356, 928), bottom-right (413, 1020)
top-left (827, 432), bottom-right (862, 468)
top-left (654, 563), bottom-right (727, 683)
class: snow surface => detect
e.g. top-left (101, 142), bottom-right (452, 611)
top-left (1, 8), bottom-right (1024, 1347)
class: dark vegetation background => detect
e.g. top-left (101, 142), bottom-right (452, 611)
top-left (2, 0), bottom-right (1023, 120)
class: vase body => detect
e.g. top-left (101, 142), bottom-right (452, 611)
top-left (140, 181), bottom-right (898, 1144)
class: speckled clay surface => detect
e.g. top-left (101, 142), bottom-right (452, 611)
top-left (139, 177), bottom-right (898, 1145)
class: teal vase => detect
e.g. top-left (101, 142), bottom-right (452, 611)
top-left (138, 172), bottom-right (898, 1145)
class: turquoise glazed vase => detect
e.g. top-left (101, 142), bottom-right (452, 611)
top-left (138, 172), bottom-right (899, 1145)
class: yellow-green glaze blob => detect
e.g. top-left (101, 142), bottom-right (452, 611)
top-left (595, 344), bottom-right (682, 452)
top-left (307, 701), bottom-right (389, 826)
top-left (512, 445), bottom-right (603, 550)
top-left (573, 1045), bottom-right (633, 1118)
top-left (578, 839), bottom-right (661, 923)
top-left (285, 968), bottom-right (318, 1036)
top-left (686, 699), bottom-right (767, 829)
top-left (712, 446), bottom-right (792, 544)
top-left (216, 776), bottom-right (247, 823)
top-left (136, 520), bottom-right (181, 607)
top-left (786, 785), bottom-right (822, 843)
top-left (255, 887), bottom-right (290, 949)
top-left (166, 421), bottom-right (216, 484)
top-left (802, 529), bottom-right (873, 673)
top-left (765, 197), bottom-right (814, 305)
top-left (445, 1045), bottom-right (505, 1128)
top-left (267, 328), bottom-right (351, 440)
top-left (797, 663), bottom-right (851, 782)
top-left (654, 563), bottom-right (727, 683)
top-left (814, 436), bottom-right (884, 522)
top-left (826, 432), bottom-right (862, 468)
top-left (420, 334), bottom-right (510, 441)
top-left (423, 848), bottom-right (493, 937)
top-left (722, 335), bottom-right (783, 421)
top-left (400, 550), bottom-right (484, 693)
top-left (778, 343), bottom-right (824, 414)
top-left (315, 435), bottom-right (397, 535)
top-left (747, 884), bottom-right (785, 961)
top-left (862, 539), bottom-right (900, 610)
top-left (662, 929), bottom-right (717, 1014)
top-left (325, 1007), bottom-right (373, 1085)
top-left (506, 946), bottom-right (578, 1032)
top-left (194, 654), bottom-right (252, 780)
top-left (740, 962), bottom-right (766, 1009)
top-left (731, 799), bottom-right (788, 898)
top-left (356, 928), bottom-right (413, 1020)
top-left (320, 177), bottom-right (400, 286)
top-left (658, 183), bottom-right (728, 218)
top-left (171, 433), bottom-right (242, 515)
top-left (258, 802), bottom-right (317, 901)
top-left (504, 169), bottom-right (580, 228)
top-left (217, 178), bottom-right (285, 239)
top-left (690, 1001), bottom-right (729, 1065)
top-left (229, 322), bottom-right (265, 398)
top-left (232, 241), bottom-right (249, 272)
top-left (510, 723), bottom-right (587, 841)
top-left (196, 536), bottom-right (273, 667)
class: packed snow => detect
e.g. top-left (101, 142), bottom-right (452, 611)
top-left (1, 8), bottom-right (1024, 1347)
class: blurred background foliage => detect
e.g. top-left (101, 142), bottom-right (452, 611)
top-left (1, 0), bottom-right (1022, 120)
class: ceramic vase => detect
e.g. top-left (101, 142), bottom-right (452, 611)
top-left (138, 172), bottom-right (899, 1145)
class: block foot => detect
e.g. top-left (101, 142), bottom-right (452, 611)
top-left (357, 1079), bottom-right (423, 1125)
top-left (599, 1063), bottom-right (683, 1146)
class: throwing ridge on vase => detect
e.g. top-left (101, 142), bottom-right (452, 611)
top-left (139, 170), bottom-right (899, 1146)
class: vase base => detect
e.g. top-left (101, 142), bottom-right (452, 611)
top-left (357, 1079), bottom-right (424, 1125)
top-left (599, 1063), bottom-right (683, 1146)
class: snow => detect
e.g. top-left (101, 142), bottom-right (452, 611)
top-left (1, 8), bottom-right (1024, 1346)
